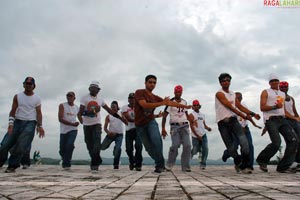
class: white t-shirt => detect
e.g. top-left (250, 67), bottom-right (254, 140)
top-left (60, 102), bottom-right (79, 134)
top-left (215, 89), bottom-right (236, 122)
top-left (121, 104), bottom-right (135, 131)
top-left (80, 94), bottom-right (105, 126)
top-left (15, 92), bottom-right (41, 121)
top-left (237, 103), bottom-right (248, 128)
top-left (107, 111), bottom-right (124, 134)
top-left (191, 110), bottom-right (206, 138)
top-left (165, 98), bottom-right (188, 124)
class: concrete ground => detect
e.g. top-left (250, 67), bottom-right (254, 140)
top-left (0, 165), bottom-right (299, 200)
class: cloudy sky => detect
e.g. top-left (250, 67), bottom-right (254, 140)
top-left (1, 0), bottom-right (300, 163)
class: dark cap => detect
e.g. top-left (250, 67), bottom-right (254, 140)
top-left (66, 91), bottom-right (75, 97)
top-left (23, 77), bottom-right (35, 85)
top-left (128, 93), bottom-right (135, 99)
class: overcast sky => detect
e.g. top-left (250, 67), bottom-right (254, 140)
top-left (1, 0), bottom-right (300, 163)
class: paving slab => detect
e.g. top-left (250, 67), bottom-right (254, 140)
top-left (0, 165), bottom-right (300, 199)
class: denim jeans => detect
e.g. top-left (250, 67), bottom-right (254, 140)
top-left (125, 128), bottom-right (143, 168)
top-left (59, 130), bottom-right (77, 168)
top-left (222, 126), bottom-right (254, 167)
top-left (0, 119), bottom-right (36, 169)
top-left (218, 117), bottom-right (250, 169)
top-left (83, 124), bottom-right (102, 170)
top-left (101, 134), bottom-right (123, 166)
top-left (191, 134), bottom-right (208, 167)
top-left (136, 119), bottom-right (165, 169)
top-left (256, 117), bottom-right (298, 171)
top-left (287, 119), bottom-right (300, 163)
top-left (167, 125), bottom-right (191, 170)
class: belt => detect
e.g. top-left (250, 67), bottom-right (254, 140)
top-left (269, 116), bottom-right (285, 120)
top-left (170, 122), bottom-right (189, 126)
top-left (220, 116), bottom-right (237, 123)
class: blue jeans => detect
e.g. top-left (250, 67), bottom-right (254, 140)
top-left (257, 117), bottom-right (298, 171)
top-left (59, 130), bottom-right (77, 168)
top-left (218, 117), bottom-right (250, 169)
top-left (125, 128), bottom-right (143, 168)
top-left (101, 134), bottom-right (123, 166)
top-left (287, 119), bottom-right (300, 163)
top-left (191, 134), bottom-right (208, 167)
top-left (136, 119), bottom-right (165, 169)
top-left (83, 124), bottom-right (102, 170)
top-left (222, 126), bottom-right (254, 167)
top-left (167, 125), bottom-right (191, 170)
top-left (0, 119), bottom-right (36, 169)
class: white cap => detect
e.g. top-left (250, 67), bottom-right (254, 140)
top-left (269, 73), bottom-right (279, 82)
top-left (89, 80), bottom-right (100, 89)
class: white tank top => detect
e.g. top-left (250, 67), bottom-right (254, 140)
top-left (108, 112), bottom-right (124, 134)
top-left (215, 89), bottom-right (236, 122)
top-left (60, 102), bottom-right (79, 134)
top-left (191, 110), bottom-right (206, 138)
top-left (15, 92), bottom-right (41, 121)
top-left (263, 88), bottom-right (285, 122)
top-left (285, 98), bottom-right (295, 116)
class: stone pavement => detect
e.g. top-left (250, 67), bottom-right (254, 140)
top-left (0, 165), bottom-right (300, 200)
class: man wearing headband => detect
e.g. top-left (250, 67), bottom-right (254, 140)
top-left (279, 81), bottom-right (300, 171)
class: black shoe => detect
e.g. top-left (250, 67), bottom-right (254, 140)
top-left (277, 168), bottom-right (297, 174)
top-left (5, 167), bottom-right (15, 173)
top-left (113, 165), bottom-right (119, 169)
top-left (129, 164), bottom-right (135, 170)
top-left (257, 162), bottom-right (268, 172)
top-left (135, 167), bottom-right (142, 171)
top-left (222, 153), bottom-right (229, 162)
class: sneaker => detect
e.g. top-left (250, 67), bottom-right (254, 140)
top-left (200, 165), bottom-right (206, 170)
top-left (135, 167), bottom-right (142, 171)
top-left (90, 166), bottom-right (99, 173)
top-left (153, 167), bottom-right (164, 174)
top-left (296, 163), bottom-right (300, 171)
top-left (241, 168), bottom-right (253, 174)
top-left (22, 165), bottom-right (29, 169)
top-left (5, 167), bottom-right (15, 173)
top-left (257, 162), bottom-right (268, 172)
top-left (290, 162), bottom-right (298, 170)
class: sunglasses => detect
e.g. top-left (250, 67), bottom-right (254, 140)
top-left (221, 78), bottom-right (231, 83)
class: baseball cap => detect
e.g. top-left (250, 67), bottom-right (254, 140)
top-left (66, 91), bottom-right (75, 97)
top-left (128, 93), bottom-right (135, 98)
top-left (279, 81), bottom-right (289, 88)
top-left (268, 73), bottom-right (279, 82)
top-left (174, 85), bottom-right (183, 93)
top-left (192, 100), bottom-right (200, 105)
top-left (89, 80), bottom-right (100, 89)
top-left (23, 77), bottom-right (35, 85)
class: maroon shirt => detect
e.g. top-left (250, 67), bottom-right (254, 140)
top-left (134, 89), bottom-right (163, 126)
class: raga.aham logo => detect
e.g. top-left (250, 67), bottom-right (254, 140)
top-left (264, 0), bottom-right (300, 7)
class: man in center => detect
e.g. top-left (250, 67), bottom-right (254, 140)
top-left (162, 85), bottom-right (191, 172)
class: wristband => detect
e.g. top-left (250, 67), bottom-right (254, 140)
top-left (272, 105), bottom-right (277, 110)
top-left (250, 112), bottom-right (255, 116)
top-left (9, 116), bottom-right (15, 125)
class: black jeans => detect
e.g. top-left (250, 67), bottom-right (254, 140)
top-left (257, 117), bottom-right (298, 171)
top-left (218, 117), bottom-right (250, 169)
top-left (83, 124), bottom-right (102, 170)
top-left (125, 128), bottom-right (143, 167)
